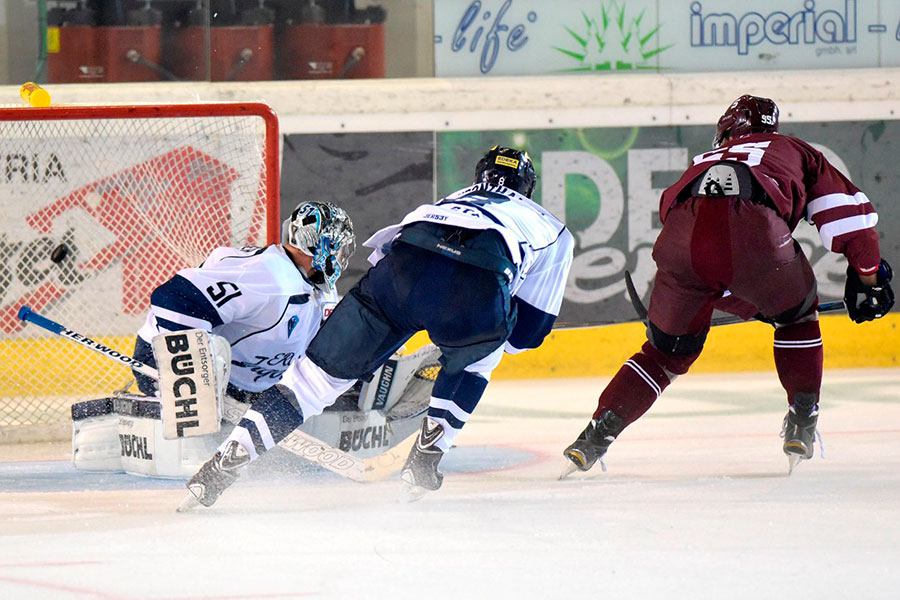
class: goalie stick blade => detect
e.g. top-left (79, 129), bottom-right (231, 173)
top-left (362, 431), bottom-right (418, 483)
top-left (273, 428), bottom-right (418, 484)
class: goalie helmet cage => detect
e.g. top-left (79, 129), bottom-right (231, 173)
top-left (0, 102), bottom-right (281, 443)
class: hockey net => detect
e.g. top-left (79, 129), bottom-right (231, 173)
top-left (0, 103), bottom-right (280, 443)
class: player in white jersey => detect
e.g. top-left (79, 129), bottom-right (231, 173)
top-left (69, 202), bottom-right (355, 478)
top-left (131, 201), bottom-right (355, 403)
top-left (185, 146), bottom-right (574, 506)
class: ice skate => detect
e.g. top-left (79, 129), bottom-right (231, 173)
top-left (178, 440), bottom-right (249, 511)
top-left (781, 393), bottom-right (819, 475)
top-left (400, 417), bottom-right (445, 502)
top-left (561, 410), bottom-right (625, 479)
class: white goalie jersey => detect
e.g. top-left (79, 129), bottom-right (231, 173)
top-left (75, 244), bottom-right (338, 478)
top-left (137, 245), bottom-right (336, 393)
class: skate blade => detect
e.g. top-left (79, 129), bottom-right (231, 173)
top-left (176, 492), bottom-right (202, 513)
top-left (558, 461), bottom-right (580, 480)
top-left (787, 453), bottom-right (806, 475)
top-left (400, 482), bottom-right (429, 503)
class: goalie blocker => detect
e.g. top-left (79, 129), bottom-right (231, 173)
top-left (71, 343), bottom-right (440, 478)
top-left (153, 329), bottom-right (230, 439)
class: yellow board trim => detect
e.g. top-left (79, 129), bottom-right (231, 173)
top-left (2, 314), bottom-right (896, 399)
top-left (1, 335), bottom-right (137, 397)
top-left (492, 313), bottom-right (899, 379)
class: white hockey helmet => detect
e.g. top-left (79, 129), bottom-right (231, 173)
top-left (282, 201), bottom-right (356, 290)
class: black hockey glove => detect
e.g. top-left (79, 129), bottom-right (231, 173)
top-left (843, 259), bottom-right (894, 323)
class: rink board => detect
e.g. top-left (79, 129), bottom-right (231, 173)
top-left (3, 313), bottom-right (898, 403)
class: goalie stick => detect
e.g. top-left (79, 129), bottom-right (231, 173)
top-left (17, 305), bottom-right (417, 483)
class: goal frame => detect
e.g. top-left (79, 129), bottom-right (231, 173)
top-left (0, 101), bottom-right (282, 245)
top-left (0, 101), bottom-right (282, 443)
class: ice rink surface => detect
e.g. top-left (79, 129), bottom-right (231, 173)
top-left (2, 368), bottom-right (899, 600)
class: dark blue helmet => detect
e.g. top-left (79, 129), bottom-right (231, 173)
top-left (474, 146), bottom-right (537, 198)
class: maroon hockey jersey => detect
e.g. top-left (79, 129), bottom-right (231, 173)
top-left (659, 132), bottom-right (882, 275)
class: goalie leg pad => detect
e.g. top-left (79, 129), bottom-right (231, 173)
top-left (72, 400), bottom-right (124, 472)
top-left (362, 344), bottom-right (441, 418)
top-left (72, 395), bottom-right (219, 477)
top-left (152, 329), bottom-right (230, 439)
top-left (280, 355), bottom-right (356, 420)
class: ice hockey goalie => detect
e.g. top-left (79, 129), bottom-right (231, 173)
top-left (71, 344), bottom-right (441, 478)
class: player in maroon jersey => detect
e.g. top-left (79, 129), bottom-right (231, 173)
top-left (562, 95), bottom-right (894, 476)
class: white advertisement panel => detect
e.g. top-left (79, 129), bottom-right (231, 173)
top-left (434, 0), bottom-right (664, 76)
top-left (668, 0), bottom-right (878, 71)
top-left (434, 0), bottom-right (899, 76)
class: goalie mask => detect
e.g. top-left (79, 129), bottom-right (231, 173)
top-left (474, 145), bottom-right (537, 198)
top-left (714, 95), bottom-right (779, 148)
top-left (282, 201), bottom-right (356, 290)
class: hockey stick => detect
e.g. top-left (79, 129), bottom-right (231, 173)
top-left (623, 269), bottom-right (648, 325)
top-left (623, 271), bottom-right (846, 327)
top-left (17, 305), bottom-right (415, 483)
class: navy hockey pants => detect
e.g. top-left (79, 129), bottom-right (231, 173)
top-left (306, 238), bottom-right (516, 380)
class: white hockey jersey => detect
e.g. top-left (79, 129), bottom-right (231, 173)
top-left (137, 245), bottom-right (336, 392)
top-left (364, 183), bottom-right (574, 351)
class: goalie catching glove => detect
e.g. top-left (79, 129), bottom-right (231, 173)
top-left (844, 259), bottom-right (894, 323)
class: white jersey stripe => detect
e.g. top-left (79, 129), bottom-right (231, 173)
top-left (773, 338), bottom-right (823, 346)
top-left (807, 191), bottom-right (871, 218)
top-left (818, 214), bottom-right (879, 249)
top-left (429, 397), bottom-right (473, 423)
top-left (625, 359), bottom-right (661, 397)
top-left (243, 409), bottom-right (277, 451)
top-left (774, 339), bottom-right (823, 349)
top-left (151, 307), bottom-right (211, 331)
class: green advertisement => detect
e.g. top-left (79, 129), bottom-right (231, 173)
top-left (437, 122), bottom-right (899, 327)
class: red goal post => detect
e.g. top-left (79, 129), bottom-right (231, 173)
top-left (0, 102), bottom-right (281, 442)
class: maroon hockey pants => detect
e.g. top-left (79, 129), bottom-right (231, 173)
top-left (594, 197), bottom-right (823, 426)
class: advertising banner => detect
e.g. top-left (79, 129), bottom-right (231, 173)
top-left (280, 123), bottom-right (898, 328)
top-left (436, 122), bottom-right (900, 327)
top-left (434, 0), bottom-right (900, 76)
top-left (434, 0), bottom-right (666, 76)
top-left (279, 132), bottom-right (436, 284)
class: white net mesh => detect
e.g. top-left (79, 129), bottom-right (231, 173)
top-left (0, 104), bottom-right (277, 442)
